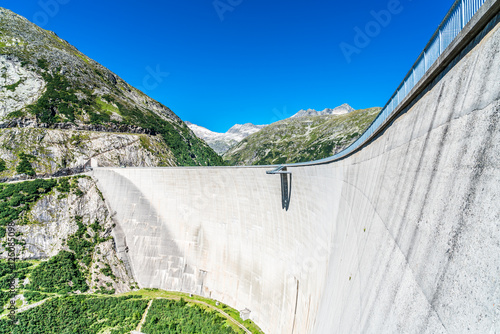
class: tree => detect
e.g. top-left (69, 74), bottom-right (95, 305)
top-left (16, 153), bottom-right (35, 176)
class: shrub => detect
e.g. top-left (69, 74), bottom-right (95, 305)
top-left (0, 295), bottom-right (149, 334)
top-left (27, 250), bottom-right (88, 293)
top-left (16, 153), bottom-right (35, 176)
top-left (142, 299), bottom-right (238, 334)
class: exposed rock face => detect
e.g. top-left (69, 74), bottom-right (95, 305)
top-left (0, 55), bottom-right (45, 119)
top-left (291, 103), bottom-right (355, 118)
top-left (0, 128), bottom-right (176, 178)
top-left (226, 123), bottom-right (267, 139)
top-left (92, 239), bottom-right (134, 294)
top-left (11, 177), bottom-right (104, 259)
top-left (0, 176), bottom-right (135, 293)
top-left (187, 122), bottom-right (266, 155)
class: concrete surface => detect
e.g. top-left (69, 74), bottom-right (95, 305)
top-left (92, 12), bottom-right (500, 334)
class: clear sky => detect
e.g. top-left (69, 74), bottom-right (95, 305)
top-left (4, 0), bottom-right (453, 132)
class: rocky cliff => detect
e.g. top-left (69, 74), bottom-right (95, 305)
top-left (291, 103), bottom-right (355, 118)
top-left (0, 176), bottom-right (135, 294)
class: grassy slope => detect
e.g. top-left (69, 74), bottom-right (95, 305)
top-left (224, 107), bottom-right (381, 165)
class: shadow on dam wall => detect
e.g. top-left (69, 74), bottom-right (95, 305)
top-left (92, 9), bottom-right (500, 334)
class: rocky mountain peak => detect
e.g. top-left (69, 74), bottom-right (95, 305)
top-left (292, 103), bottom-right (355, 118)
top-left (187, 122), bottom-right (266, 155)
top-left (227, 123), bottom-right (266, 136)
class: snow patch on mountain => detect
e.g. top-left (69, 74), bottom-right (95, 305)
top-left (187, 122), bottom-right (266, 155)
top-left (291, 103), bottom-right (355, 118)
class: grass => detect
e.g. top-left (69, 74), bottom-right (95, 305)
top-left (139, 135), bottom-right (151, 151)
top-left (142, 298), bottom-right (239, 334)
top-left (120, 289), bottom-right (265, 333)
top-left (95, 96), bottom-right (119, 114)
top-left (76, 53), bottom-right (89, 64)
top-left (4, 79), bottom-right (23, 91)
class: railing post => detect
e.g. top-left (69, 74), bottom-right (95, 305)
top-left (424, 50), bottom-right (427, 71)
top-left (439, 29), bottom-right (442, 55)
top-left (461, 0), bottom-right (465, 28)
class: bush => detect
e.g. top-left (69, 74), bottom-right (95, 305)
top-left (16, 153), bottom-right (35, 176)
top-left (142, 299), bottom-right (238, 334)
top-left (0, 291), bottom-right (11, 309)
top-left (27, 251), bottom-right (88, 293)
top-left (56, 177), bottom-right (71, 193)
top-left (23, 291), bottom-right (46, 303)
top-left (0, 295), bottom-right (149, 334)
top-left (0, 179), bottom-right (57, 236)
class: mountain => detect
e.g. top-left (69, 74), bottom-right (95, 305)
top-left (0, 7), bottom-right (223, 181)
top-left (0, 5), bottom-right (224, 313)
top-left (223, 107), bottom-right (381, 165)
top-left (291, 103), bottom-right (355, 118)
top-left (187, 122), bottom-right (266, 155)
top-left (188, 104), bottom-right (355, 155)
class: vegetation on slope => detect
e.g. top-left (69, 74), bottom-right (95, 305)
top-left (142, 298), bottom-right (238, 334)
top-left (224, 107), bottom-right (381, 165)
top-left (0, 176), bottom-right (124, 319)
top-left (0, 261), bottom-right (34, 292)
top-left (0, 178), bottom-right (57, 238)
top-left (27, 250), bottom-right (88, 293)
top-left (14, 153), bottom-right (35, 176)
top-left (0, 295), bottom-right (149, 334)
top-left (0, 7), bottom-right (224, 167)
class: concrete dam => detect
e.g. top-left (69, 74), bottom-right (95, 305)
top-left (92, 2), bottom-right (500, 333)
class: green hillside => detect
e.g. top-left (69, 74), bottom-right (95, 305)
top-left (224, 107), bottom-right (381, 165)
top-left (0, 7), bottom-right (224, 170)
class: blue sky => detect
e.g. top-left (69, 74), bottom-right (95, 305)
top-left (4, 0), bottom-right (453, 132)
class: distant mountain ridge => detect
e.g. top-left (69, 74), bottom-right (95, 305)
top-left (186, 122), bottom-right (266, 155)
top-left (188, 104), bottom-right (357, 155)
top-left (223, 107), bottom-right (381, 166)
top-left (291, 103), bottom-right (355, 118)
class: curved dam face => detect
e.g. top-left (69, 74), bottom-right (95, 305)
top-left (92, 15), bottom-right (500, 334)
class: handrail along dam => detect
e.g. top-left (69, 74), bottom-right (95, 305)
top-left (92, 1), bottom-right (500, 333)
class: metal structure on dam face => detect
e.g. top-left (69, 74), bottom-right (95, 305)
top-left (92, 1), bottom-right (500, 333)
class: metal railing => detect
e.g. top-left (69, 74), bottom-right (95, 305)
top-left (284, 0), bottom-right (487, 167)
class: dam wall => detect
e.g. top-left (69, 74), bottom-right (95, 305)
top-left (92, 8), bottom-right (500, 334)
